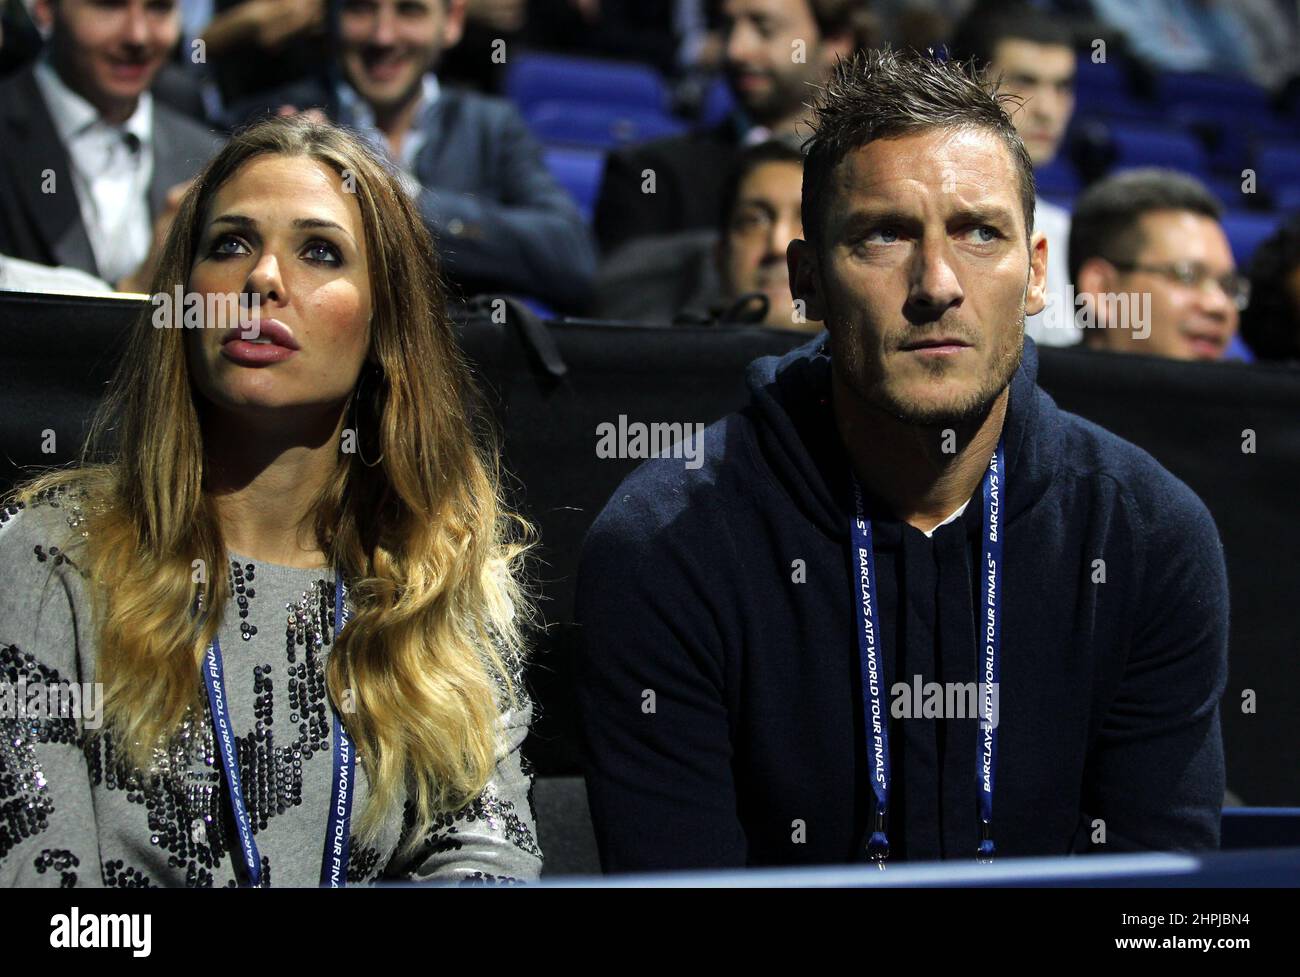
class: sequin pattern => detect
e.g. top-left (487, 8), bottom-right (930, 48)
top-left (3, 498), bottom-right (541, 885)
top-left (0, 645), bottom-right (80, 861)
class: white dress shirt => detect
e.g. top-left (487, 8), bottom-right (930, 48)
top-left (33, 59), bottom-right (154, 285)
top-left (1025, 195), bottom-right (1080, 347)
top-left (340, 73), bottom-right (440, 197)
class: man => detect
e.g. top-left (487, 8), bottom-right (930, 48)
top-left (575, 50), bottom-right (1227, 871)
top-left (238, 0), bottom-right (596, 313)
top-left (0, 0), bottom-right (221, 292)
top-left (592, 0), bottom-right (871, 256)
top-left (1070, 168), bottom-right (1244, 361)
top-left (593, 140), bottom-right (812, 331)
top-left (949, 3), bottom-right (1080, 346)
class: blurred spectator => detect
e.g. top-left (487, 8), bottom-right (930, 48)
top-left (949, 2), bottom-right (1079, 347)
top-left (200, 0), bottom-right (329, 105)
top-left (594, 139), bottom-right (810, 330)
top-left (713, 138), bottom-right (807, 329)
top-left (1070, 168), bottom-right (1244, 362)
top-left (232, 0), bottom-right (596, 312)
top-left (1089, 0), bottom-right (1299, 91)
top-left (1239, 213), bottom-right (1300, 362)
top-left (0, 0), bottom-right (222, 292)
top-left (593, 0), bottom-right (874, 256)
top-left (0, 251), bottom-right (112, 293)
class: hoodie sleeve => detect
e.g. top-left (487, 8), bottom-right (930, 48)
top-left (1075, 481), bottom-right (1229, 853)
top-left (574, 487), bottom-right (750, 873)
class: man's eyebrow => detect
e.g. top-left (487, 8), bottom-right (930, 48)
top-left (951, 205), bottom-right (1018, 226)
top-left (837, 208), bottom-right (917, 231)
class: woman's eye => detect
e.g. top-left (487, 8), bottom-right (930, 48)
top-left (209, 235), bottom-right (249, 258)
top-left (303, 241), bottom-right (342, 264)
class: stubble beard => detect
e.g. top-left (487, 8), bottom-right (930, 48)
top-left (838, 308), bottom-right (1026, 430)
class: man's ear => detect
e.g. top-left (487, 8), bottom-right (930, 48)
top-left (1025, 231), bottom-right (1049, 316)
top-left (787, 238), bottom-right (825, 323)
top-left (1075, 257), bottom-right (1117, 328)
top-left (443, 0), bottom-right (469, 50)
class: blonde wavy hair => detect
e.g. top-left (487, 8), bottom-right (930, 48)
top-left (8, 116), bottom-right (533, 845)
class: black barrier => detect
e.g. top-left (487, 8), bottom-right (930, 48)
top-left (1, 290), bottom-right (1297, 811)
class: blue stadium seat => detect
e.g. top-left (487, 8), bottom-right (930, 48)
top-left (1071, 56), bottom-right (1156, 122)
top-left (543, 146), bottom-right (606, 222)
top-left (1155, 71), bottom-right (1272, 114)
top-left (506, 53), bottom-right (668, 114)
top-left (700, 75), bottom-right (736, 127)
top-left (1253, 140), bottom-right (1300, 205)
top-left (1206, 174), bottom-right (1255, 212)
top-left (1275, 184), bottom-right (1300, 212)
top-left (1105, 122), bottom-right (1210, 176)
top-left (1224, 333), bottom-right (1255, 363)
top-left (1220, 210), bottom-right (1282, 265)
top-left (525, 101), bottom-right (686, 150)
top-left (1035, 156), bottom-right (1081, 198)
top-left (1170, 104), bottom-right (1294, 174)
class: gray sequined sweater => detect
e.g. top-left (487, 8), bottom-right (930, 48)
top-left (0, 490), bottom-right (543, 887)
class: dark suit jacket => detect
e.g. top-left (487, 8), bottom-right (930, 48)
top-left (230, 79), bottom-right (598, 313)
top-left (592, 118), bottom-right (742, 256)
top-left (0, 66), bottom-right (223, 281)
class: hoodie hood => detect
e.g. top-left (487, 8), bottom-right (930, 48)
top-left (743, 331), bottom-right (1055, 548)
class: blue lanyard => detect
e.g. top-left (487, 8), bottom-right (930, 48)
top-left (201, 574), bottom-right (355, 887)
top-left (849, 439), bottom-right (1004, 866)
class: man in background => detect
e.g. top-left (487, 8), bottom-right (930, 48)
top-left (593, 0), bottom-right (873, 257)
top-left (238, 0), bottom-right (596, 313)
top-left (594, 140), bottom-right (811, 331)
top-left (949, 2), bottom-right (1080, 346)
top-left (1070, 168), bottom-right (1244, 362)
top-left (0, 0), bottom-right (221, 292)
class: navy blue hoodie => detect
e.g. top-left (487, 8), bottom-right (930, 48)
top-left (574, 333), bottom-right (1229, 872)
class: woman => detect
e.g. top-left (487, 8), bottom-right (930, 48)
top-left (0, 116), bottom-right (541, 886)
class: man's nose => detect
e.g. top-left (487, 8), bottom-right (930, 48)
top-left (123, 2), bottom-right (150, 45)
top-left (727, 22), bottom-right (760, 67)
top-left (906, 238), bottom-right (964, 319)
top-left (765, 216), bottom-right (801, 259)
top-left (372, 4), bottom-right (399, 46)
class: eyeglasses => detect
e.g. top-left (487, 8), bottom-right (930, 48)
top-left (1107, 260), bottom-right (1251, 311)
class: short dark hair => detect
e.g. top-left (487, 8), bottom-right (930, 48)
top-left (947, 2), bottom-right (1075, 70)
top-left (720, 139), bottom-right (805, 232)
top-left (800, 47), bottom-right (1037, 252)
top-left (1067, 168), bottom-right (1224, 285)
top-left (1240, 213), bottom-right (1300, 361)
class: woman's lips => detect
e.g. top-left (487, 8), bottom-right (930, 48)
top-left (221, 340), bottom-right (298, 366)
